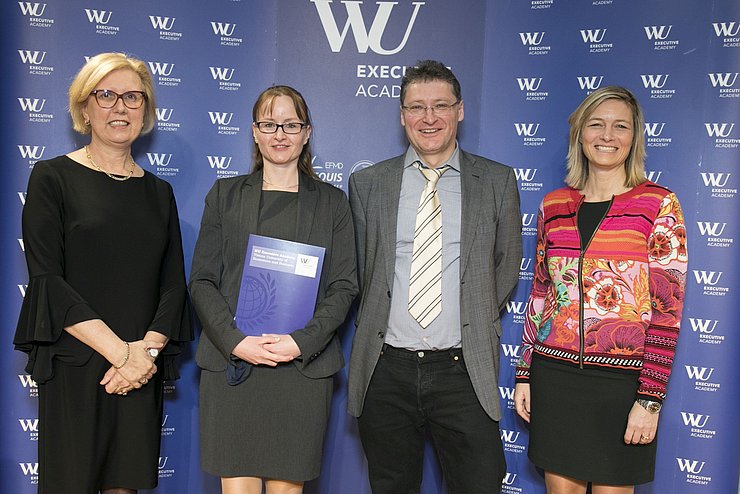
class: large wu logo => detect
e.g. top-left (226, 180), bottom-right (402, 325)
top-left (704, 123), bottom-right (735, 138)
top-left (520, 258), bottom-right (532, 271)
top-left (148, 62), bottom-right (174, 76)
top-left (700, 173), bottom-right (731, 187)
top-left (84, 9), bottom-right (112, 24)
top-left (498, 386), bottom-right (515, 400)
top-left (500, 429), bottom-right (520, 443)
top-left (676, 458), bottom-right (706, 474)
top-left (156, 108), bottom-right (173, 122)
top-left (208, 112), bottom-right (234, 126)
top-left (502, 473), bottom-right (517, 486)
top-left (521, 213), bottom-right (535, 227)
top-left (18, 375), bottom-right (37, 388)
top-left (516, 78), bottom-right (542, 91)
top-left (211, 21), bottom-right (236, 36)
top-left (644, 25), bottom-right (672, 40)
top-left (207, 156), bottom-right (232, 170)
top-left (577, 76), bottom-right (604, 91)
top-left (641, 74), bottom-right (669, 89)
top-left (519, 32), bottom-right (545, 46)
top-left (505, 301), bottom-right (526, 315)
top-left (693, 270), bottom-right (722, 285)
top-left (680, 412), bottom-right (710, 428)
top-left (18, 2), bottom-right (47, 16)
top-left (712, 22), bottom-right (740, 37)
top-left (158, 457), bottom-right (169, 469)
top-left (209, 67), bottom-right (235, 81)
top-left (513, 168), bottom-right (537, 181)
top-left (149, 16), bottom-right (176, 30)
top-left (708, 72), bottom-right (739, 88)
top-left (146, 153), bottom-right (173, 167)
top-left (580, 29), bottom-right (607, 43)
top-left (311, 0), bottom-right (424, 55)
top-left (18, 145), bottom-right (46, 160)
top-left (644, 123), bottom-right (666, 137)
top-left (19, 463), bottom-right (39, 476)
top-left (696, 222), bottom-right (727, 237)
top-left (684, 366), bottom-right (715, 381)
top-left (18, 98), bottom-right (46, 112)
top-left (501, 344), bottom-right (521, 358)
top-left (514, 123), bottom-right (540, 137)
top-left (18, 50), bottom-right (46, 65)
top-left (18, 419), bottom-right (38, 432)
top-left (688, 318), bottom-right (719, 334)
top-left (645, 171), bottom-right (662, 182)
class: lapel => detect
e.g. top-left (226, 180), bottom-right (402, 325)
top-left (459, 151), bottom-right (483, 277)
top-left (295, 172), bottom-right (318, 244)
top-left (381, 158), bottom-right (404, 289)
top-left (237, 170), bottom-right (263, 258)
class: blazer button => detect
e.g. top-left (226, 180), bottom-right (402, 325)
top-left (378, 331), bottom-right (384, 339)
top-left (387, 290), bottom-right (391, 298)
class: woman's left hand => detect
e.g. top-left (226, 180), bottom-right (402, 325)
top-left (261, 334), bottom-right (301, 360)
top-left (624, 401), bottom-right (659, 444)
top-left (100, 366), bottom-right (139, 395)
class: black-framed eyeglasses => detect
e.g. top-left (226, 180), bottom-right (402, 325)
top-left (89, 89), bottom-right (147, 109)
top-left (401, 101), bottom-right (460, 116)
top-left (254, 121), bottom-right (307, 134)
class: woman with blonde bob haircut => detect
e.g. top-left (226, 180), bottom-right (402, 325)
top-left (515, 86), bottom-right (687, 494)
top-left (14, 52), bottom-right (192, 493)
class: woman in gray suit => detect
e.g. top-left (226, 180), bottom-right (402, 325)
top-left (190, 85), bottom-right (358, 494)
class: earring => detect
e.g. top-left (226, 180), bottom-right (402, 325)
top-left (84, 119), bottom-right (90, 126)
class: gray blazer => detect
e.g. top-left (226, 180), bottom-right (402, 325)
top-left (347, 151), bottom-right (522, 420)
top-left (190, 170), bottom-right (358, 379)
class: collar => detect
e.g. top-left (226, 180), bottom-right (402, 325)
top-left (403, 142), bottom-right (461, 173)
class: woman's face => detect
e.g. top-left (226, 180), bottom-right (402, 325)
top-left (252, 95), bottom-right (311, 169)
top-left (83, 68), bottom-right (146, 150)
top-left (580, 99), bottom-right (634, 173)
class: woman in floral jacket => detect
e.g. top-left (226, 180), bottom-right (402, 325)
top-left (514, 86), bottom-right (687, 494)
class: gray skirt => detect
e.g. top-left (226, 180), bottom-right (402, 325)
top-left (199, 362), bottom-right (333, 481)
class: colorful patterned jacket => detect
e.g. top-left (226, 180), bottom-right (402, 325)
top-left (515, 182), bottom-right (687, 401)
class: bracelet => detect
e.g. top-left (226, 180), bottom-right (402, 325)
top-left (113, 341), bottom-right (130, 369)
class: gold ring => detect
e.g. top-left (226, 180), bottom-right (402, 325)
top-left (641, 434), bottom-right (650, 441)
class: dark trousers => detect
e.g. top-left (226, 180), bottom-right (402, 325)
top-left (358, 345), bottom-right (506, 494)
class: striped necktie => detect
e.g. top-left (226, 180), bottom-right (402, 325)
top-left (408, 161), bottom-right (450, 328)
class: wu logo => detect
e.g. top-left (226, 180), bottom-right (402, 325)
top-left (521, 213), bottom-right (535, 227)
top-left (498, 386), bottom-right (515, 400)
top-left (644, 123), bottom-right (666, 137)
top-left (676, 458), bottom-right (706, 474)
top-left (514, 123), bottom-right (540, 137)
top-left (680, 412), bottom-right (710, 428)
top-left (162, 414), bottom-right (169, 427)
top-left (18, 419), bottom-right (38, 432)
top-left (84, 9), bottom-right (112, 24)
top-left (501, 344), bottom-right (521, 358)
top-left (712, 22), bottom-right (739, 37)
top-left (520, 258), bottom-right (532, 271)
top-left (146, 153), bottom-right (173, 167)
top-left (502, 473), bottom-right (517, 486)
top-left (708, 73), bottom-right (739, 88)
top-left (519, 32), bottom-right (545, 46)
top-left (156, 108), bottom-right (173, 122)
top-left (500, 429), bottom-right (520, 443)
top-left (696, 222), bottom-right (727, 237)
top-left (704, 123), bottom-right (735, 138)
top-left (640, 74), bottom-right (669, 89)
top-left (208, 112), bottom-right (234, 126)
top-left (645, 171), bottom-right (662, 182)
top-left (700, 172), bottom-right (731, 187)
top-left (516, 78), bottom-right (542, 91)
top-left (688, 318), bottom-right (719, 334)
top-left (158, 457), bottom-right (168, 469)
top-left (18, 192), bottom-right (27, 206)
top-left (19, 284), bottom-right (28, 297)
top-left (18, 375), bottom-right (37, 388)
top-left (513, 168), bottom-right (537, 181)
top-left (209, 67), bottom-right (235, 81)
top-left (19, 463), bottom-right (39, 476)
top-left (18, 98), bottom-right (46, 112)
top-left (18, 238), bottom-right (25, 252)
top-left (149, 16), bottom-right (176, 30)
top-left (148, 62), bottom-right (174, 76)
top-left (211, 21), bottom-right (236, 36)
top-left (18, 50), bottom-right (46, 65)
top-left (644, 25), bottom-right (673, 40)
top-left (207, 156), bottom-right (232, 170)
top-left (311, 0), bottom-right (424, 55)
top-left (684, 366), bottom-right (715, 381)
top-left (18, 2), bottom-right (47, 16)
top-left (506, 301), bottom-right (526, 315)
top-left (577, 76), bottom-right (603, 91)
top-left (18, 145), bottom-right (46, 160)
top-left (580, 29), bottom-right (607, 43)
top-left (693, 270), bottom-right (722, 285)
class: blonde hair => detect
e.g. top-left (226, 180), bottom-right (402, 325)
top-left (68, 52), bottom-right (156, 135)
top-left (565, 86), bottom-right (647, 189)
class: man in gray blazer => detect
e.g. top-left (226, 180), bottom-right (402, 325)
top-left (348, 60), bottom-right (522, 493)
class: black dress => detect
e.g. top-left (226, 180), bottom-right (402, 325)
top-left (13, 156), bottom-right (192, 493)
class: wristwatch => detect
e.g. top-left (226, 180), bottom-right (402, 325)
top-left (636, 398), bottom-right (662, 414)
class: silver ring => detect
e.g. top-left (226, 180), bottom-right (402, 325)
top-left (120, 391), bottom-right (127, 396)
top-left (147, 348), bottom-right (159, 359)
top-left (141, 378), bottom-right (148, 384)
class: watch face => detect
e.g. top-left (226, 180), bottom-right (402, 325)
top-left (648, 403), bottom-right (661, 413)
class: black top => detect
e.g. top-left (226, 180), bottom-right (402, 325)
top-left (578, 200), bottom-right (611, 251)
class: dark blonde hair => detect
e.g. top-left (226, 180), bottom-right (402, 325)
top-left (251, 85), bottom-right (317, 179)
top-left (565, 85), bottom-right (647, 189)
top-left (68, 52), bottom-right (156, 135)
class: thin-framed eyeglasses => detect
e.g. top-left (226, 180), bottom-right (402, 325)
top-left (401, 101), bottom-right (460, 117)
top-left (89, 89), bottom-right (147, 109)
top-left (254, 121), bottom-right (307, 134)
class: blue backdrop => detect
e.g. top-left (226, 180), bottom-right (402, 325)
top-left (3, 1), bottom-right (738, 493)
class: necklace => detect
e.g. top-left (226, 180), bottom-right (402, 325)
top-left (85, 146), bottom-right (135, 181)
top-left (262, 175), bottom-right (299, 190)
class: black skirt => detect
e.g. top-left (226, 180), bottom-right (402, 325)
top-left (527, 355), bottom-right (657, 485)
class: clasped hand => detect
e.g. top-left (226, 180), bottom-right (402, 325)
top-left (100, 339), bottom-right (163, 395)
top-left (232, 334), bottom-right (301, 366)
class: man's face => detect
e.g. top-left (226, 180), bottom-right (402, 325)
top-left (400, 80), bottom-right (464, 168)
